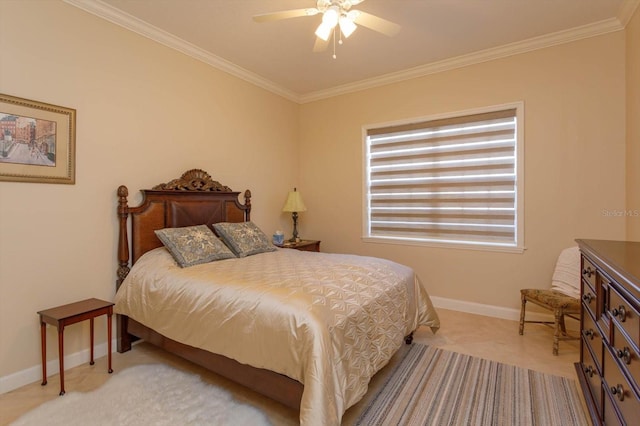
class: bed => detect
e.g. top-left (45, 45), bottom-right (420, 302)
top-left (114, 169), bottom-right (440, 426)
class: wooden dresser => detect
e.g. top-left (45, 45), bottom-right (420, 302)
top-left (575, 239), bottom-right (640, 425)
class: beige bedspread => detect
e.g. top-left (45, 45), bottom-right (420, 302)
top-left (114, 247), bottom-right (440, 426)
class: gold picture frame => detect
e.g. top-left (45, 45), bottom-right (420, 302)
top-left (0, 94), bottom-right (76, 184)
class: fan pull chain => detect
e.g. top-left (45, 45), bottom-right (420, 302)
top-left (333, 27), bottom-right (337, 59)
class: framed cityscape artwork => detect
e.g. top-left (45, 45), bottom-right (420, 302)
top-left (0, 94), bottom-right (76, 184)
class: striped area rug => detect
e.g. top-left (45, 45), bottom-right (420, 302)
top-left (355, 344), bottom-right (588, 426)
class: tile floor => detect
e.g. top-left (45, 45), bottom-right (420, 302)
top-left (0, 308), bottom-right (584, 425)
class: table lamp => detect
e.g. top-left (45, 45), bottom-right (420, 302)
top-left (282, 188), bottom-right (307, 242)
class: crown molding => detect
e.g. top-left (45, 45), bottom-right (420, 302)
top-left (618, 0), bottom-right (640, 26)
top-left (63, 0), bottom-right (301, 103)
top-left (299, 17), bottom-right (625, 103)
top-left (65, 0), bottom-right (631, 105)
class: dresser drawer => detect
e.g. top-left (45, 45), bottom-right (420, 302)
top-left (582, 281), bottom-right (598, 320)
top-left (599, 274), bottom-right (612, 337)
top-left (611, 325), bottom-right (640, 396)
top-left (603, 386), bottom-right (623, 426)
top-left (581, 338), bottom-right (603, 418)
top-left (583, 309), bottom-right (603, 371)
top-left (604, 346), bottom-right (640, 425)
top-left (582, 256), bottom-right (598, 289)
top-left (609, 286), bottom-right (640, 353)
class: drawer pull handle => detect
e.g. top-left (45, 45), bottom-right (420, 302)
top-left (583, 365), bottom-right (594, 377)
top-left (611, 306), bottom-right (627, 322)
top-left (584, 329), bottom-right (595, 340)
top-left (582, 267), bottom-right (595, 278)
top-left (582, 293), bottom-right (594, 304)
top-left (610, 384), bottom-right (625, 401)
top-left (616, 347), bottom-right (632, 365)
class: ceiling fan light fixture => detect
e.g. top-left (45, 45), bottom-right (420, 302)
top-left (315, 22), bottom-right (333, 41)
top-left (252, 0), bottom-right (401, 58)
top-left (339, 16), bottom-right (357, 38)
top-left (346, 10), bottom-right (360, 20)
top-left (316, 5), bottom-right (340, 41)
top-left (322, 6), bottom-right (340, 27)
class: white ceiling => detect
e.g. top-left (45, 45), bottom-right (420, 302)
top-left (67, 0), bottom-right (637, 102)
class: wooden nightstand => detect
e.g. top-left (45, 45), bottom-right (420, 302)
top-left (38, 298), bottom-right (114, 395)
top-left (278, 240), bottom-right (321, 252)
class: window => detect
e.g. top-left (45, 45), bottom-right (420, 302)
top-left (364, 103), bottom-right (524, 251)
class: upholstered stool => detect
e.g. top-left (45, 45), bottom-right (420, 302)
top-left (519, 288), bottom-right (580, 355)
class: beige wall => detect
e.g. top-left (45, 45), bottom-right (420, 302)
top-left (299, 32), bottom-right (627, 308)
top-left (0, 1), bottom-right (298, 377)
top-left (627, 7), bottom-right (640, 240)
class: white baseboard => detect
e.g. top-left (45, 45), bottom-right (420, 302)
top-left (430, 295), bottom-right (554, 322)
top-left (0, 339), bottom-right (117, 394)
top-left (1, 297), bottom-right (555, 395)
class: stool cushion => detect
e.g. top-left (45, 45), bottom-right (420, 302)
top-left (521, 289), bottom-right (580, 311)
top-left (550, 246), bottom-right (581, 298)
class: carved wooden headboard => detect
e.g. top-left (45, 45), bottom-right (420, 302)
top-left (116, 169), bottom-right (251, 288)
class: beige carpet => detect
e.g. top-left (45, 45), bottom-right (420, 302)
top-left (355, 343), bottom-right (589, 425)
top-left (10, 364), bottom-right (270, 426)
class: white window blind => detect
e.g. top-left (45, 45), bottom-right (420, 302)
top-left (365, 106), bottom-right (523, 250)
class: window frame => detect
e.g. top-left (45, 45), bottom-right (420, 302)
top-left (362, 102), bottom-right (525, 253)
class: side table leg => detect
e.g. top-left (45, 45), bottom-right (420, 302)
top-left (107, 312), bottom-right (113, 374)
top-left (58, 325), bottom-right (65, 396)
top-left (40, 320), bottom-right (47, 386)
top-left (89, 318), bottom-right (95, 365)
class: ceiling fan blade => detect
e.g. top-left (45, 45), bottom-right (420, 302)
top-left (313, 37), bottom-right (329, 52)
top-left (352, 11), bottom-right (401, 37)
top-left (253, 8), bottom-right (319, 23)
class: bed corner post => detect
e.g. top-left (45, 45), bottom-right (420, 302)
top-left (116, 185), bottom-right (133, 353)
top-left (244, 189), bottom-right (252, 221)
top-left (405, 332), bottom-right (414, 345)
top-left (116, 185), bottom-right (130, 289)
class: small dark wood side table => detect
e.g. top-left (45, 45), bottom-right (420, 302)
top-left (277, 239), bottom-right (321, 252)
top-left (38, 298), bottom-right (114, 395)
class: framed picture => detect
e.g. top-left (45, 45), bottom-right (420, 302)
top-left (0, 94), bottom-right (76, 184)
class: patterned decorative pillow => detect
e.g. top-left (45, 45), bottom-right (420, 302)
top-left (155, 225), bottom-right (236, 267)
top-left (213, 221), bottom-right (276, 258)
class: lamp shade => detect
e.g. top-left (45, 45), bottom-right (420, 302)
top-left (282, 189), bottom-right (307, 212)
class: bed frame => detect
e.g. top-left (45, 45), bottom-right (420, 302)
top-left (116, 169), bottom-right (304, 410)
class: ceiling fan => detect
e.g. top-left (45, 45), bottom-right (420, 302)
top-left (253, 0), bottom-right (401, 57)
